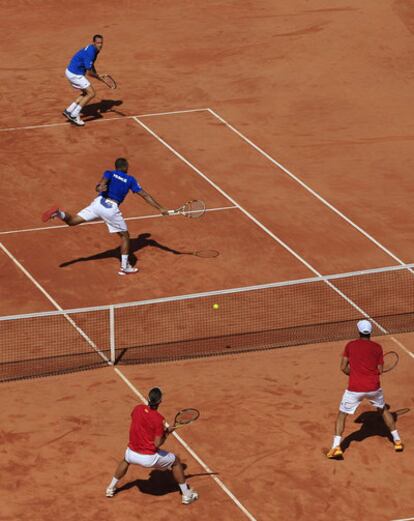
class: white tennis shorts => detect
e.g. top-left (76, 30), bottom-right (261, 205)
top-left (125, 447), bottom-right (176, 470)
top-left (78, 196), bottom-right (127, 233)
top-left (65, 68), bottom-right (90, 90)
top-left (339, 388), bottom-right (385, 415)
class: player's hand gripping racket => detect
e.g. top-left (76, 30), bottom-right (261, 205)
top-left (168, 200), bottom-right (205, 218)
top-left (171, 408), bottom-right (200, 430)
top-left (383, 351), bottom-right (399, 373)
top-left (100, 74), bottom-right (117, 89)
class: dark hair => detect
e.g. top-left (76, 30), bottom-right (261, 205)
top-left (359, 332), bottom-right (370, 339)
top-left (93, 34), bottom-right (103, 42)
top-left (115, 157), bottom-right (128, 171)
top-left (148, 387), bottom-right (162, 408)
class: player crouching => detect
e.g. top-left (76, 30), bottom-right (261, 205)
top-left (106, 387), bottom-right (199, 505)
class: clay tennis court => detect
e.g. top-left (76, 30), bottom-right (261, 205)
top-left (1, 1), bottom-right (414, 520)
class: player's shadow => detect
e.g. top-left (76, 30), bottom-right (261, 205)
top-left (81, 99), bottom-right (124, 120)
top-left (341, 405), bottom-right (409, 453)
top-left (115, 465), bottom-right (216, 497)
top-left (59, 233), bottom-right (184, 268)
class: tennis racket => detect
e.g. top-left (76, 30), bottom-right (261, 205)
top-left (101, 74), bottom-right (117, 89)
top-left (172, 408), bottom-right (200, 429)
top-left (168, 200), bottom-right (205, 218)
top-left (383, 351), bottom-right (399, 373)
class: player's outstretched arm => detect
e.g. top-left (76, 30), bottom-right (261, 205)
top-left (137, 190), bottom-right (169, 215)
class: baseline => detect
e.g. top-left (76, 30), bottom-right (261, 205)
top-left (0, 107), bottom-right (209, 133)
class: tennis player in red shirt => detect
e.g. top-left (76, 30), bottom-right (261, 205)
top-left (106, 387), bottom-right (198, 504)
top-left (327, 319), bottom-right (404, 459)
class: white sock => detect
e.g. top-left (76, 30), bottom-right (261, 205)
top-left (332, 435), bottom-right (342, 448)
top-left (57, 210), bottom-right (66, 220)
top-left (71, 104), bottom-right (82, 117)
top-left (121, 255), bottom-right (129, 269)
top-left (108, 477), bottom-right (119, 489)
top-left (66, 102), bottom-right (77, 113)
top-left (179, 482), bottom-right (190, 495)
top-left (391, 430), bottom-right (400, 442)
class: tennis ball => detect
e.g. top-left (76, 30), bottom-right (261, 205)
top-left (213, 303), bottom-right (219, 310)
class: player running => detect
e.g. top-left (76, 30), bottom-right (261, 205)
top-left (106, 387), bottom-right (199, 505)
top-left (64, 35), bottom-right (107, 126)
top-left (41, 158), bottom-right (168, 275)
top-left (326, 319), bottom-right (404, 459)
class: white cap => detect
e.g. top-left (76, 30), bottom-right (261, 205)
top-left (357, 319), bottom-right (372, 335)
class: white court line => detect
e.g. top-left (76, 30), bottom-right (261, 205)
top-left (114, 368), bottom-right (257, 521)
top-left (391, 518), bottom-right (414, 521)
top-left (207, 108), bottom-right (413, 272)
top-left (0, 242), bottom-right (109, 364)
top-left (132, 116), bottom-right (414, 361)
top-left (0, 206), bottom-right (237, 236)
top-left (0, 107), bottom-right (209, 133)
top-left (0, 240), bottom-right (257, 521)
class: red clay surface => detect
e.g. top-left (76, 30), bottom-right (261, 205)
top-left (1, 1), bottom-right (414, 520)
top-left (1, 341), bottom-right (414, 521)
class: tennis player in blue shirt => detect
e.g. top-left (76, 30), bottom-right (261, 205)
top-left (41, 158), bottom-right (169, 275)
top-left (64, 35), bottom-right (107, 127)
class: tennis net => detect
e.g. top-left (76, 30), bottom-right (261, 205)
top-left (1, 263), bottom-right (414, 382)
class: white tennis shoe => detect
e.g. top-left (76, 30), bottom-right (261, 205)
top-left (72, 115), bottom-right (85, 126)
top-left (105, 486), bottom-right (116, 497)
top-left (182, 489), bottom-right (199, 505)
top-left (118, 264), bottom-right (139, 276)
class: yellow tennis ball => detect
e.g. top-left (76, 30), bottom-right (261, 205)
top-left (213, 303), bottom-right (219, 310)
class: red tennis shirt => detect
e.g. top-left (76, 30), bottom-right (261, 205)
top-left (343, 338), bottom-right (384, 392)
top-left (128, 404), bottom-right (165, 454)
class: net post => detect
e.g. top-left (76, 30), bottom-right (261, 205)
top-left (109, 305), bottom-right (115, 365)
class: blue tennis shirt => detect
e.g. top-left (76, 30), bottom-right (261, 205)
top-left (100, 170), bottom-right (142, 204)
top-left (67, 45), bottom-right (99, 75)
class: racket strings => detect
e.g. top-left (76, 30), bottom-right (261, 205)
top-left (102, 75), bottom-right (116, 89)
top-left (383, 351), bottom-right (399, 372)
top-left (183, 200), bottom-right (205, 218)
top-left (175, 408), bottom-right (199, 425)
